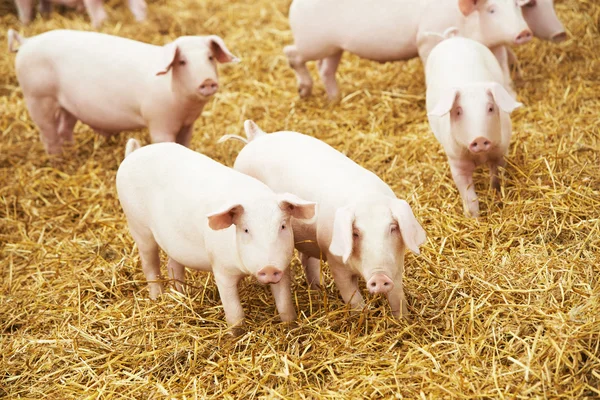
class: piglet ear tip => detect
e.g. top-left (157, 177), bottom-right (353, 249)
top-left (230, 56), bottom-right (241, 63)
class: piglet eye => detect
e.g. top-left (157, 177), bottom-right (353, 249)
top-left (488, 6), bottom-right (496, 14)
top-left (455, 107), bottom-right (463, 116)
top-left (391, 225), bottom-right (398, 233)
top-left (244, 228), bottom-right (249, 234)
top-left (208, 55), bottom-right (214, 61)
top-left (488, 105), bottom-right (494, 113)
top-left (352, 232), bottom-right (359, 239)
top-left (281, 224), bottom-right (286, 230)
top-left (179, 60), bottom-right (186, 66)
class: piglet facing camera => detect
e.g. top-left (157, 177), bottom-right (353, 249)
top-left (426, 37), bottom-right (523, 218)
top-left (221, 121), bottom-right (427, 319)
top-left (116, 141), bottom-right (316, 328)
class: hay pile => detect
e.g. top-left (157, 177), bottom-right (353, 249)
top-left (1, 0), bottom-right (599, 397)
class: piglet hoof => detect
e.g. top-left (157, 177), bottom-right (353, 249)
top-left (148, 283), bottom-right (165, 300)
top-left (229, 324), bottom-right (246, 338)
top-left (298, 85), bottom-right (312, 98)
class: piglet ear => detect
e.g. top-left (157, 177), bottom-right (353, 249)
top-left (458, 0), bottom-right (478, 15)
top-left (155, 42), bottom-right (179, 76)
top-left (487, 82), bottom-right (523, 113)
top-left (428, 88), bottom-right (459, 117)
top-left (390, 199), bottom-right (426, 255)
top-left (329, 205), bottom-right (354, 264)
top-left (244, 120), bottom-right (266, 142)
top-left (208, 35), bottom-right (240, 64)
top-left (278, 193), bottom-right (317, 222)
top-left (206, 203), bottom-right (244, 230)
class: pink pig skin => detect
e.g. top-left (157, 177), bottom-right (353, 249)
top-left (425, 37), bottom-right (523, 218)
top-left (220, 122), bottom-right (427, 319)
top-left (116, 140), bottom-right (316, 327)
top-left (10, 29), bottom-right (238, 154)
top-left (14, 0), bottom-right (147, 28)
top-left (284, 0), bottom-right (532, 100)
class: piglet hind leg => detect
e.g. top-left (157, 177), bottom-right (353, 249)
top-left (83, 0), bottom-right (108, 28)
top-left (127, 0), bottom-right (147, 21)
top-left (167, 258), bottom-right (186, 294)
top-left (318, 51), bottom-right (343, 101)
top-left (269, 269), bottom-right (297, 323)
top-left (38, 0), bottom-right (53, 17)
top-left (284, 45), bottom-right (314, 98)
top-left (15, 0), bottom-right (34, 24)
top-left (300, 252), bottom-right (322, 290)
top-left (57, 108), bottom-right (78, 147)
top-left (449, 159), bottom-right (479, 218)
top-left (25, 96), bottom-right (64, 155)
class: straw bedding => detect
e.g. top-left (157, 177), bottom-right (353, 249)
top-left (0, 0), bottom-right (598, 398)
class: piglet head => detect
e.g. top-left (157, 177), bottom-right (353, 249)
top-left (459, 0), bottom-right (532, 47)
top-left (329, 197), bottom-right (426, 295)
top-left (428, 83), bottom-right (522, 155)
top-left (155, 35), bottom-right (239, 101)
top-left (207, 193), bottom-right (316, 284)
top-left (520, 0), bottom-right (566, 42)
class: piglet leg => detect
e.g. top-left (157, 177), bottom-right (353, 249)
top-left (318, 51), bottom-right (343, 101)
top-left (329, 258), bottom-right (365, 311)
top-left (127, 0), bottom-right (147, 21)
top-left (269, 269), bottom-right (297, 322)
top-left (167, 257), bottom-right (186, 293)
top-left (449, 159), bottom-right (479, 218)
top-left (15, 0), bottom-right (34, 24)
top-left (300, 253), bottom-right (321, 290)
top-left (386, 277), bottom-right (408, 319)
top-left (284, 45), bottom-right (314, 98)
top-left (213, 270), bottom-right (244, 327)
top-left (83, 0), bottom-right (107, 28)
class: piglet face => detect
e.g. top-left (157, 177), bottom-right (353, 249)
top-left (329, 198), bottom-right (426, 293)
top-left (460, 0), bottom-right (532, 47)
top-left (521, 0), bottom-right (566, 42)
top-left (207, 193), bottom-right (316, 284)
top-left (429, 83), bottom-right (522, 156)
top-left (155, 35), bottom-right (239, 101)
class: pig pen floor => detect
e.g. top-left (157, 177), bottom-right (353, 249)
top-left (1, 0), bottom-right (599, 398)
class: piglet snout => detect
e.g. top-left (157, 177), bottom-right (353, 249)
top-left (199, 79), bottom-right (219, 97)
top-left (469, 137), bottom-right (492, 154)
top-left (366, 273), bottom-right (394, 294)
top-left (514, 29), bottom-right (533, 45)
top-left (257, 266), bottom-right (283, 284)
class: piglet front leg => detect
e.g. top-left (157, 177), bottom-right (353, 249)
top-left (269, 269), bottom-right (297, 323)
top-left (213, 269), bottom-right (245, 328)
top-left (83, 0), bottom-right (107, 28)
top-left (386, 276), bottom-right (408, 319)
top-left (449, 159), bottom-right (479, 217)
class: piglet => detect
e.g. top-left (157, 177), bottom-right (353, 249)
top-left (116, 140), bottom-right (316, 328)
top-left (285, 0), bottom-right (532, 99)
top-left (8, 29), bottom-right (238, 154)
top-left (14, 0), bottom-right (147, 28)
top-left (220, 121), bottom-right (426, 319)
top-left (426, 37), bottom-right (523, 218)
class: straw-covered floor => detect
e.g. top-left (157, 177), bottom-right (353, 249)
top-left (1, 0), bottom-right (599, 398)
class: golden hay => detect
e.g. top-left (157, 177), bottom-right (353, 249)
top-left (1, 0), bottom-right (599, 398)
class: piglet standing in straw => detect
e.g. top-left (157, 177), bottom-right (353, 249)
top-left (13, 0), bottom-right (148, 28)
top-left (8, 29), bottom-right (239, 154)
top-left (426, 36), bottom-right (523, 218)
top-left (116, 140), bottom-right (316, 328)
top-left (220, 121), bottom-right (426, 319)
top-left (285, 0), bottom-right (532, 100)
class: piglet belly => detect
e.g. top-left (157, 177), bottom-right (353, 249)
top-left (154, 230), bottom-right (213, 272)
top-left (59, 92), bottom-right (146, 132)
